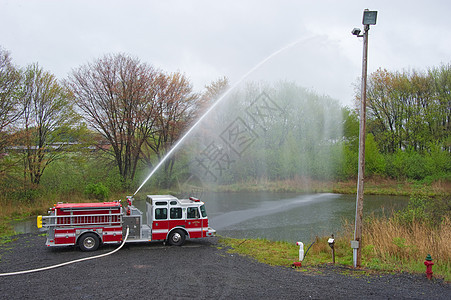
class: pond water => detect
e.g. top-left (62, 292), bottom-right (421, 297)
top-left (197, 192), bottom-right (408, 243)
top-left (15, 192), bottom-right (408, 243)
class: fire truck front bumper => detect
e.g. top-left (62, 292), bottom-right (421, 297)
top-left (206, 227), bottom-right (216, 237)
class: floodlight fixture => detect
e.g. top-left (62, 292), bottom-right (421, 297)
top-left (362, 10), bottom-right (377, 25)
top-left (351, 28), bottom-right (361, 36)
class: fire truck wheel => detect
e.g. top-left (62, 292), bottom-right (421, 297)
top-left (78, 232), bottom-right (100, 251)
top-left (168, 229), bottom-right (186, 246)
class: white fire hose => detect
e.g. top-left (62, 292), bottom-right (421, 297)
top-left (0, 227), bottom-right (129, 277)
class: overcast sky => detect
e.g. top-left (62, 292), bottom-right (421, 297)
top-left (1, 0), bottom-right (450, 106)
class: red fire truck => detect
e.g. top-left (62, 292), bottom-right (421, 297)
top-left (37, 195), bottom-right (216, 251)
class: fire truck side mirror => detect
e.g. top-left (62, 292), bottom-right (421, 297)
top-left (37, 215), bottom-right (43, 228)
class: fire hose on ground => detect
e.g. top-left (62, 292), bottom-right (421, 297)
top-left (0, 227), bottom-right (130, 277)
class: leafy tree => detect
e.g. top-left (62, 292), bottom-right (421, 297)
top-left (366, 67), bottom-right (451, 154)
top-left (19, 64), bottom-right (77, 186)
top-left (429, 64), bottom-right (451, 151)
top-left (364, 133), bottom-right (386, 176)
top-left (342, 107), bottom-right (359, 148)
top-left (366, 69), bottom-right (405, 153)
top-left (199, 76), bottom-right (229, 108)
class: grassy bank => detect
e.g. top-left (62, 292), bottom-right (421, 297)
top-left (216, 177), bottom-right (450, 196)
top-left (219, 217), bottom-right (451, 281)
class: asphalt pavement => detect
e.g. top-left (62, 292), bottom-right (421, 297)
top-left (0, 233), bottom-right (450, 299)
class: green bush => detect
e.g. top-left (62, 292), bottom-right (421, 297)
top-left (365, 133), bottom-right (386, 176)
top-left (394, 191), bottom-right (451, 227)
top-left (84, 182), bottom-right (109, 201)
top-left (386, 148), bottom-right (428, 180)
top-left (424, 144), bottom-right (451, 179)
top-left (12, 188), bottom-right (41, 203)
top-left (40, 158), bottom-right (87, 194)
top-left (341, 143), bottom-right (358, 179)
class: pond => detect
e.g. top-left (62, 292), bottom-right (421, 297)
top-left (199, 192), bottom-right (408, 243)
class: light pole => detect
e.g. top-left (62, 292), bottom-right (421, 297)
top-left (351, 9), bottom-right (377, 268)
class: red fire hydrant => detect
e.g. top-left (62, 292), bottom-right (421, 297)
top-left (424, 254), bottom-right (434, 280)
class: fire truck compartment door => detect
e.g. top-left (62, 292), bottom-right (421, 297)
top-left (123, 215), bottom-right (141, 239)
top-left (146, 201), bottom-right (152, 225)
top-left (152, 204), bottom-right (169, 240)
top-left (186, 207), bottom-right (202, 238)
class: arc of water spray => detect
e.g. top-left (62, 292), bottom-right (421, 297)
top-left (133, 36), bottom-right (317, 196)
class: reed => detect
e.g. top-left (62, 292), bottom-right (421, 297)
top-left (361, 216), bottom-right (450, 277)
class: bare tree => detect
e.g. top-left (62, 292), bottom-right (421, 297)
top-left (141, 72), bottom-right (199, 185)
top-left (68, 54), bottom-right (159, 188)
top-left (20, 64), bottom-right (76, 185)
top-left (0, 48), bottom-right (22, 156)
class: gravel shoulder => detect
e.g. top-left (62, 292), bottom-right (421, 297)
top-left (1, 233), bottom-right (450, 299)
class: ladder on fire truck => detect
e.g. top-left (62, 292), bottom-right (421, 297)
top-left (39, 202), bottom-right (123, 228)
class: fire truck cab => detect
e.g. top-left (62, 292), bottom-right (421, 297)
top-left (37, 195), bottom-right (216, 251)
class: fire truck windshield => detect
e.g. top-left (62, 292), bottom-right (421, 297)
top-left (200, 205), bottom-right (207, 218)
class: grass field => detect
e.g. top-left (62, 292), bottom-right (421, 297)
top-left (220, 216), bottom-right (451, 281)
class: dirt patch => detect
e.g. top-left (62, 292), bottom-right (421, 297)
top-left (1, 233), bottom-right (449, 299)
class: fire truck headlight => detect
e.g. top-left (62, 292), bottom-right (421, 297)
top-left (37, 215), bottom-right (43, 228)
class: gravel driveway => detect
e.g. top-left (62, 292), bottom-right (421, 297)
top-left (1, 233), bottom-right (449, 299)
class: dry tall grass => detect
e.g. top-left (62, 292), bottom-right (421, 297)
top-left (0, 192), bottom-right (89, 224)
top-left (363, 216), bottom-right (451, 264)
top-left (306, 216), bottom-right (451, 280)
top-left (0, 197), bottom-right (48, 219)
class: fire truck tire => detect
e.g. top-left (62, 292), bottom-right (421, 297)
top-left (167, 229), bottom-right (186, 246)
top-left (78, 233), bottom-right (100, 252)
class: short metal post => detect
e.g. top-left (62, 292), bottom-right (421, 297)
top-left (328, 235), bottom-right (335, 264)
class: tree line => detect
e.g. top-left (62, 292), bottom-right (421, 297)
top-left (0, 44), bottom-right (450, 201)
top-left (366, 66), bottom-right (450, 154)
top-left (359, 66), bottom-right (450, 180)
top-left (0, 47), bottom-right (221, 196)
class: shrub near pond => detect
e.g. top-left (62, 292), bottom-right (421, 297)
top-left (84, 183), bottom-right (109, 201)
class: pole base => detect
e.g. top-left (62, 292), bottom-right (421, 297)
top-left (292, 261), bottom-right (302, 268)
